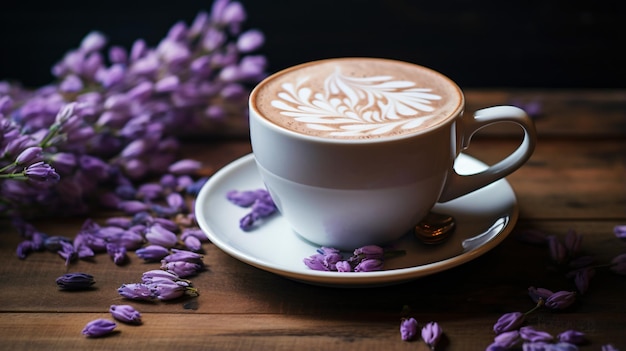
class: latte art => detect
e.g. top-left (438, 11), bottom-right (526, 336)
top-left (252, 58), bottom-right (463, 139)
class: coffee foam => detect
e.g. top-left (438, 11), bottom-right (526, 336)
top-left (252, 58), bottom-right (463, 139)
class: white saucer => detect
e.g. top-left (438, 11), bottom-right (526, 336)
top-left (195, 153), bottom-right (518, 287)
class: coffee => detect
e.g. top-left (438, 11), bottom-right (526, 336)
top-left (251, 58), bottom-right (464, 139)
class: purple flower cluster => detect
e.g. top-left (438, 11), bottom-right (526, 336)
top-left (515, 227), bottom-right (626, 295)
top-left (400, 318), bottom-right (443, 349)
top-left (55, 272), bottom-right (95, 290)
top-left (226, 188), bottom-right (277, 230)
top-left (1, 0), bottom-right (265, 219)
top-left (487, 286), bottom-right (583, 350)
top-left (118, 266), bottom-right (200, 301)
top-left (303, 245), bottom-right (405, 273)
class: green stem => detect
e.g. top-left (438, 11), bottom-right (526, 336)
top-left (524, 298), bottom-right (545, 316)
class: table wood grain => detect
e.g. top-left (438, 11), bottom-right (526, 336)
top-left (1, 89), bottom-right (625, 351)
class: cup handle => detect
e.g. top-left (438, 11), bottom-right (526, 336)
top-left (438, 105), bottom-right (537, 202)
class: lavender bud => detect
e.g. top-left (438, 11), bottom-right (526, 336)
top-left (109, 304), bottom-right (142, 325)
top-left (15, 146), bottom-right (43, 165)
top-left (145, 224), bottom-right (178, 248)
top-left (336, 261), bottom-right (351, 272)
top-left (136, 245), bottom-right (170, 261)
top-left (519, 326), bottom-right (553, 342)
top-left (236, 29), bottom-right (264, 52)
top-left (141, 269), bottom-right (181, 283)
top-left (493, 330), bottom-right (520, 348)
top-left (493, 312), bottom-right (525, 334)
top-left (155, 75), bottom-right (180, 93)
top-left (81, 318), bottom-right (116, 338)
top-left (162, 248), bottom-right (203, 263)
top-left (303, 254), bottom-right (327, 271)
top-left (24, 161), bottom-right (60, 183)
top-left (56, 273), bottom-right (95, 290)
top-left (183, 235), bottom-right (202, 251)
top-left (354, 258), bottom-right (384, 272)
top-left (168, 159), bottom-right (202, 175)
top-left (118, 283), bottom-right (154, 301)
top-left (108, 46), bottom-right (127, 63)
top-left (602, 344), bottom-right (619, 351)
top-left (80, 31), bottom-right (107, 53)
top-left (354, 245), bottom-right (385, 259)
top-left (421, 321), bottom-right (443, 348)
top-left (400, 317), bottom-right (418, 341)
top-left (149, 280), bottom-right (196, 301)
top-left (59, 74), bottom-right (83, 92)
top-left (106, 243), bottom-right (127, 265)
top-left (226, 189), bottom-right (266, 207)
top-left (544, 291), bottom-right (576, 310)
top-left (557, 330), bottom-right (586, 345)
top-left (161, 261), bottom-right (203, 278)
top-left (118, 200), bottom-right (150, 214)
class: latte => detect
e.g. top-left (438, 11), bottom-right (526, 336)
top-left (251, 58), bottom-right (463, 139)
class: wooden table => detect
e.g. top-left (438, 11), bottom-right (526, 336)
top-left (1, 89), bottom-right (624, 350)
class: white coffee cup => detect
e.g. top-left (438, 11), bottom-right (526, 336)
top-left (249, 58), bottom-right (536, 250)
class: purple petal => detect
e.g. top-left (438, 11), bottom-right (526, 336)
top-left (400, 317), bottom-right (418, 341)
top-left (110, 304), bottom-right (142, 325)
top-left (82, 318), bottom-right (116, 338)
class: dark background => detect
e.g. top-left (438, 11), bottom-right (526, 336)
top-left (1, 0), bottom-right (624, 89)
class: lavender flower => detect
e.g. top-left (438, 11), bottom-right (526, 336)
top-left (161, 261), bottom-right (203, 278)
top-left (136, 245), bottom-right (170, 261)
top-left (168, 159), bottom-right (202, 175)
top-left (544, 291), bottom-right (576, 310)
top-left (227, 188), bottom-right (277, 230)
top-left (118, 283), bottom-right (154, 301)
top-left (106, 243), bottom-right (127, 265)
top-left (82, 319), bottom-right (117, 338)
top-left (519, 326), bottom-right (553, 342)
top-left (109, 304), bottom-right (142, 325)
top-left (141, 269), bottom-right (186, 284)
top-left (421, 321), bottom-right (443, 349)
top-left (24, 161), bottom-right (60, 183)
top-left (354, 258), bottom-right (384, 272)
top-left (161, 248), bottom-right (204, 264)
top-left (557, 330), bottom-right (586, 345)
top-left (400, 317), bottom-right (418, 341)
top-left (491, 330), bottom-right (520, 349)
top-left (494, 312), bottom-right (525, 334)
top-left (145, 224), bottom-right (178, 248)
top-left (56, 272), bottom-right (95, 290)
top-left (2, 0), bottom-right (265, 223)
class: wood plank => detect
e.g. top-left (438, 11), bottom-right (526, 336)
top-left (0, 311), bottom-right (624, 351)
top-left (464, 89), bottom-right (626, 137)
top-left (465, 139), bottom-right (626, 220)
